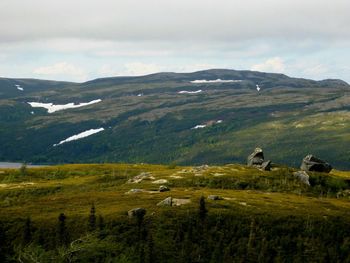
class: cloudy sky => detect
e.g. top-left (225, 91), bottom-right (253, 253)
top-left (0, 0), bottom-right (349, 82)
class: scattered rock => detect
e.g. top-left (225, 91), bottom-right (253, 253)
top-left (128, 208), bottom-right (146, 218)
top-left (193, 165), bottom-right (209, 172)
top-left (261, 160), bottom-right (272, 171)
top-left (159, 185), bottom-right (170, 192)
top-left (127, 172), bottom-right (154, 183)
top-left (157, 197), bottom-right (173, 206)
top-left (213, 173), bottom-right (224, 177)
top-left (247, 148), bottom-right (271, 171)
top-left (337, 190), bottom-right (350, 198)
top-left (152, 179), bottom-right (168, 184)
top-left (125, 188), bottom-right (144, 194)
top-left (293, 171), bottom-right (310, 186)
top-left (157, 197), bottom-right (191, 207)
top-left (208, 195), bottom-right (222, 200)
top-left (169, 175), bottom-right (183, 179)
top-left (300, 154), bottom-right (332, 173)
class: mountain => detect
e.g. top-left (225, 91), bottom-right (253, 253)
top-left (0, 69), bottom-right (349, 168)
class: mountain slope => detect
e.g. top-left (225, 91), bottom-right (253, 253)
top-left (0, 69), bottom-right (349, 168)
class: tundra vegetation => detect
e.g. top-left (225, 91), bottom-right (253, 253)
top-left (1, 163), bottom-right (350, 262)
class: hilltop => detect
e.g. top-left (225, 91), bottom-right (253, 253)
top-left (0, 69), bottom-right (349, 168)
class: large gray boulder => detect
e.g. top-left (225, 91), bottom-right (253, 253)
top-left (128, 208), bottom-right (146, 218)
top-left (247, 148), bottom-right (271, 171)
top-left (300, 155), bottom-right (332, 173)
top-left (159, 185), bottom-right (170, 192)
top-left (293, 171), bottom-right (310, 186)
top-left (208, 195), bottom-right (222, 200)
top-left (157, 197), bottom-right (173, 206)
top-left (157, 197), bottom-right (191, 207)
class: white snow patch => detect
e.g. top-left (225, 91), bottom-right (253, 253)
top-left (30, 111), bottom-right (34, 115)
top-left (53, 128), bottom-right (105, 146)
top-left (15, 84), bottom-right (24, 91)
top-left (192, 124), bottom-right (207, 129)
top-left (256, 85), bottom-right (261, 91)
top-left (190, 79), bottom-right (242, 84)
top-left (137, 93), bottom-right (143, 97)
top-left (178, 90), bottom-right (202, 94)
top-left (216, 120), bottom-right (223, 124)
top-left (27, 99), bottom-right (102, 113)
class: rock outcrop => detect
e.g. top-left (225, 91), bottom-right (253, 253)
top-left (125, 188), bottom-right (144, 194)
top-left (208, 195), bottom-right (222, 200)
top-left (157, 197), bottom-right (191, 206)
top-left (247, 148), bottom-right (271, 171)
top-left (127, 172), bottom-right (154, 183)
top-left (159, 185), bottom-right (170, 192)
top-left (300, 155), bottom-right (332, 173)
top-left (293, 171), bottom-right (310, 186)
top-left (128, 208), bottom-right (146, 218)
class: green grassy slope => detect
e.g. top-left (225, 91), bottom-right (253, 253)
top-left (0, 69), bottom-right (349, 169)
top-left (1, 163), bottom-right (350, 262)
top-left (1, 163), bottom-right (350, 221)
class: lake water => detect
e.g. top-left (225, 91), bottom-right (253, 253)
top-left (0, 162), bottom-right (46, 168)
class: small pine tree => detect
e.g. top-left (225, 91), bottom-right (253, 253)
top-left (146, 233), bottom-right (155, 263)
top-left (57, 213), bottom-right (68, 246)
top-left (19, 163), bottom-right (27, 176)
top-left (88, 203), bottom-right (96, 231)
top-left (199, 196), bottom-right (208, 221)
top-left (98, 215), bottom-right (105, 230)
top-left (22, 217), bottom-right (32, 245)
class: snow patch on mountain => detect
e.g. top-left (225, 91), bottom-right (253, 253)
top-left (190, 79), bottom-right (242, 84)
top-left (191, 124), bottom-right (207, 129)
top-left (15, 84), bottom-right (24, 91)
top-left (27, 99), bottom-right (102, 113)
top-left (53, 128), bottom-right (105, 146)
top-left (178, 90), bottom-right (202, 94)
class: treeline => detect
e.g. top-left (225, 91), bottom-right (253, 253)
top-left (1, 198), bottom-right (350, 262)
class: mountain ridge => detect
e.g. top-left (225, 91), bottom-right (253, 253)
top-left (0, 69), bottom-right (349, 168)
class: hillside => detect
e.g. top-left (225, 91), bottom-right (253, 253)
top-left (0, 69), bottom-right (349, 169)
top-left (1, 163), bottom-right (350, 262)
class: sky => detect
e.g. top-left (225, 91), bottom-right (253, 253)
top-left (0, 0), bottom-right (349, 82)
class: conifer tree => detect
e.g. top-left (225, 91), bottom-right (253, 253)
top-left (57, 213), bottom-right (68, 246)
top-left (22, 217), bottom-right (32, 245)
top-left (199, 196), bottom-right (208, 221)
top-left (88, 203), bottom-right (96, 231)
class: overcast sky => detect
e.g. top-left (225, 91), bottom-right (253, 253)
top-left (0, 0), bottom-right (349, 82)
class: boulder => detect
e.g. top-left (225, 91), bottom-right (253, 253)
top-left (293, 171), bottom-right (310, 186)
top-left (300, 155), bottom-right (332, 173)
top-left (261, 161), bottom-right (272, 171)
top-left (152, 179), bottom-right (168, 184)
top-left (208, 195), bottom-right (222, 200)
top-left (157, 197), bottom-right (173, 206)
top-left (127, 172), bottom-right (154, 183)
top-left (157, 197), bottom-right (191, 207)
top-left (125, 188), bottom-right (144, 194)
top-left (247, 147), bottom-right (264, 166)
top-left (128, 208), bottom-right (146, 218)
top-left (159, 185), bottom-right (170, 192)
top-left (247, 148), bottom-right (271, 171)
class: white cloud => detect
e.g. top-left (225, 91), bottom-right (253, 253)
top-left (251, 57), bottom-right (286, 73)
top-left (302, 64), bottom-right (329, 77)
top-left (33, 62), bottom-right (87, 81)
top-left (117, 62), bottom-right (163, 76)
top-left (176, 63), bottom-right (217, 73)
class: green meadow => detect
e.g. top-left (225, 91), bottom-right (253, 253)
top-left (1, 163), bottom-right (350, 262)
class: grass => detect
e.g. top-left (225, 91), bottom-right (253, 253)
top-left (1, 163), bottom-right (350, 223)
